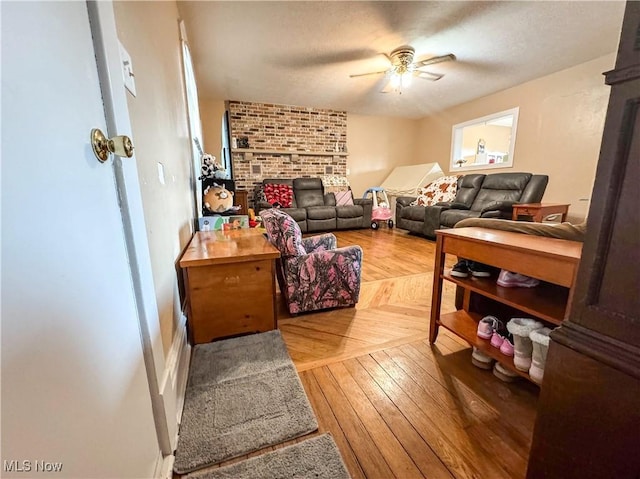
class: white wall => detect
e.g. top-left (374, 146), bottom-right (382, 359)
top-left (347, 114), bottom-right (420, 197)
top-left (416, 54), bottom-right (615, 222)
top-left (113, 1), bottom-right (195, 355)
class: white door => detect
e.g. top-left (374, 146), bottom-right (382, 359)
top-left (2, 2), bottom-right (160, 477)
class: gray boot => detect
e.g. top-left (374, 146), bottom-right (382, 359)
top-left (529, 328), bottom-right (552, 385)
top-left (506, 318), bottom-right (544, 371)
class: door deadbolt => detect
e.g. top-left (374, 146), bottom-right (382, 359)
top-left (91, 128), bottom-right (134, 163)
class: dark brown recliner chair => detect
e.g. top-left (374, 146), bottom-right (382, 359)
top-left (294, 177), bottom-right (338, 232)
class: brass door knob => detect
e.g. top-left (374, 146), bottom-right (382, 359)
top-left (91, 128), bottom-right (134, 163)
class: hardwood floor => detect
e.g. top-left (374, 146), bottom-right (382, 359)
top-left (178, 228), bottom-right (539, 479)
top-left (280, 228), bottom-right (539, 479)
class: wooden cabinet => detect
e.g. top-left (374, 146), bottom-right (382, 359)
top-left (429, 227), bottom-right (582, 381)
top-left (179, 229), bottom-right (280, 344)
top-left (234, 190), bottom-right (248, 215)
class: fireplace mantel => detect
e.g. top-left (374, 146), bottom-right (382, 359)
top-left (231, 148), bottom-right (348, 161)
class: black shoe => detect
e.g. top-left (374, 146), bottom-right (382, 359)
top-left (469, 261), bottom-right (492, 278)
top-left (451, 260), bottom-right (469, 278)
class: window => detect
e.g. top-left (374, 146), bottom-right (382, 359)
top-left (450, 107), bottom-right (519, 172)
top-left (180, 22), bottom-right (204, 219)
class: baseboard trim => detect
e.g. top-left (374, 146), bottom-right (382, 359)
top-left (152, 451), bottom-right (164, 478)
top-left (160, 313), bottom-right (191, 450)
top-left (158, 454), bottom-right (175, 479)
top-left (174, 316), bottom-right (191, 424)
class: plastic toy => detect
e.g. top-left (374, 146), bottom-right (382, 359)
top-left (363, 187), bottom-right (394, 230)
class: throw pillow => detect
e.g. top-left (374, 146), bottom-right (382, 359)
top-left (264, 183), bottom-right (294, 208)
top-left (322, 175), bottom-right (350, 194)
top-left (410, 175), bottom-right (460, 206)
top-left (321, 175), bottom-right (350, 187)
top-left (334, 190), bottom-right (354, 206)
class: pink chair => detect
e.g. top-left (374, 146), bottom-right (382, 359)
top-left (261, 208), bottom-right (362, 314)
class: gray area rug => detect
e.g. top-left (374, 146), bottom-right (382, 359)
top-left (174, 330), bottom-right (319, 474)
top-left (184, 434), bottom-right (351, 479)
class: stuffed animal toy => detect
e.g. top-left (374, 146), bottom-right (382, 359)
top-left (203, 184), bottom-right (235, 213)
top-left (198, 153), bottom-right (226, 180)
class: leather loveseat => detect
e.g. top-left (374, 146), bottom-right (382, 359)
top-left (254, 177), bottom-right (372, 232)
top-left (396, 172), bottom-right (549, 239)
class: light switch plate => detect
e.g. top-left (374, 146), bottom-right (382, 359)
top-left (118, 40), bottom-right (136, 97)
top-left (157, 162), bottom-right (165, 185)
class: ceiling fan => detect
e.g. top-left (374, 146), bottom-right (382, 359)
top-left (350, 46), bottom-right (455, 93)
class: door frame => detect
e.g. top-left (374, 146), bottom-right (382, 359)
top-left (87, 0), bottom-right (174, 469)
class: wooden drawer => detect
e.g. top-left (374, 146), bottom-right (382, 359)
top-left (515, 207), bottom-right (535, 216)
top-left (186, 259), bottom-right (276, 343)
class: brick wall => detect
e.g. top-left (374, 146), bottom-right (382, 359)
top-left (228, 101), bottom-right (347, 196)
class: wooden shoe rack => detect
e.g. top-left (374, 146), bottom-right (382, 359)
top-left (429, 227), bottom-right (582, 383)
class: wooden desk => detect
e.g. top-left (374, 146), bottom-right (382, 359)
top-left (512, 202), bottom-right (570, 222)
top-left (180, 229), bottom-right (280, 344)
top-left (430, 227), bottom-right (582, 381)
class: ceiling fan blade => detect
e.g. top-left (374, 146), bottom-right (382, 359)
top-left (413, 53), bottom-right (456, 69)
top-left (349, 69), bottom-right (389, 78)
top-left (416, 71), bottom-right (444, 81)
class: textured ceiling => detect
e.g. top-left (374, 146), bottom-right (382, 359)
top-left (179, 1), bottom-right (625, 119)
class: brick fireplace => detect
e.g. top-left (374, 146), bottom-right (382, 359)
top-left (228, 101), bottom-right (348, 198)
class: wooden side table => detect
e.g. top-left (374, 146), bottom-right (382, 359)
top-left (179, 229), bottom-right (280, 344)
top-left (512, 203), bottom-right (570, 222)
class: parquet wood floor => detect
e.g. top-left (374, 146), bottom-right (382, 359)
top-left (281, 228), bottom-right (539, 479)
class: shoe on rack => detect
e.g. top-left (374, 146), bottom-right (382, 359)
top-left (471, 347), bottom-right (495, 370)
top-left (506, 318), bottom-right (545, 371)
top-left (529, 327), bottom-right (552, 385)
top-left (477, 315), bottom-right (500, 339)
top-left (497, 270), bottom-right (540, 288)
top-left (493, 362), bottom-right (519, 382)
top-left (490, 330), bottom-right (505, 348)
top-left (490, 323), bottom-right (512, 349)
top-left (469, 261), bottom-right (492, 278)
top-left (499, 333), bottom-right (515, 356)
top-left (451, 259), bottom-right (470, 278)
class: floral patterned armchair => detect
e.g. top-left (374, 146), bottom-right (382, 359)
top-left (261, 208), bottom-right (362, 315)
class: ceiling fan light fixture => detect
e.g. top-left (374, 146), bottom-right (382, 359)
top-left (389, 64), bottom-right (413, 93)
top-left (350, 45), bottom-right (455, 94)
